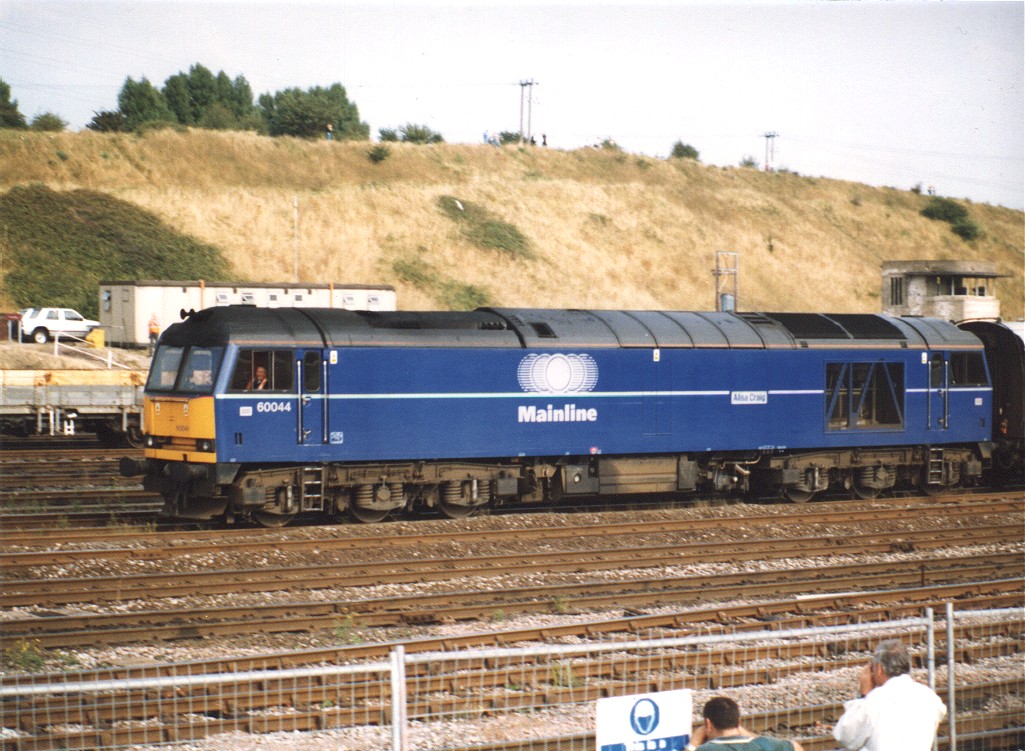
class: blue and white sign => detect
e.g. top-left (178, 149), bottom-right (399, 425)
top-left (596, 689), bottom-right (693, 751)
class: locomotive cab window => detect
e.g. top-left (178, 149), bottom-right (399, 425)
top-left (230, 350), bottom-right (294, 392)
top-left (826, 361), bottom-right (904, 430)
top-left (950, 352), bottom-right (988, 386)
top-left (179, 347), bottom-right (224, 394)
top-left (147, 346), bottom-right (184, 391)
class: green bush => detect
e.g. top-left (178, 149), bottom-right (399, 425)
top-left (951, 219), bottom-right (982, 241)
top-left (1, 185), bottom-right (229, 316)
top-left (920, 196), bottom-right (982, 242)
top-left (30, 113), bottom-right (67, 132)
top-left (921, 196), bottom-right (968, 223)
top-left (398, 123), bottom-right (443, 144)
top-left (670, 141), bottom-right (699, 160)
top-left (367, 144), bottom-right (391, 164)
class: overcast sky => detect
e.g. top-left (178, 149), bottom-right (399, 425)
top-left (3, 1), bottom-right (1023, 209)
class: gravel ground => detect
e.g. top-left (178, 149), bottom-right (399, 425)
top-left (3, 505), bottom-right (1022, 750)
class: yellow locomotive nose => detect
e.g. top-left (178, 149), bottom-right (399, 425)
top-left (144, 395), bottom-right (217, 463)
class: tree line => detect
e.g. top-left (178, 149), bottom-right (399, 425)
top-left (98, 64), bottom-right (369, 140)
top-left (1, 65), bottom-right (443, 143)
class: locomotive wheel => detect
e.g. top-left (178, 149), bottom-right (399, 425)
top-left (438, 498), bottom-right (478, 519)
top-left (350, 505), bottom-right (390, 523)
top-left (852, 481), bottom-right (881, 500)
top-left (253, 510), bottom-right (296, 528)
top-left (782, 486), bottom-right (815, 503)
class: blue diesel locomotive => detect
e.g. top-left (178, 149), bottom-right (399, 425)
top-left (124, 306), bottom-right (1003, 526)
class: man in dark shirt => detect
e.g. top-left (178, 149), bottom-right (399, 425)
top-left (688, 696), bottom-right (804, 751)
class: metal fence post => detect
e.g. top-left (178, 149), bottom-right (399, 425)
top-left (391, 644), bottom-right (408, 751)
top-left (926, 606), bottom-right (937, 751)
top-left (925, 606), bottom-right (936, 691)
top-left (946, 602), bottom-right (956, 751)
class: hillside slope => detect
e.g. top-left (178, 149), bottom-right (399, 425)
top-left (1, 129), bottom-right (1021, 318)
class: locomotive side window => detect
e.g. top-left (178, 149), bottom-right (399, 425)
top-left (230, 350), bottom-right (294, 392)
top-left (147, 346), bottom-right (184, 391)
top-left (826, 364), bottom-right (850, 429)
top-left (303, 351), bottom-right (321, 392)
top-left (826, 361), bottom-right (904, 430)
top-left (929, 353), bottom-right (947, 388)
top-left (179, 346), bottom-right (224, 394)
top-left (950, 352), bottom-right (988, 386)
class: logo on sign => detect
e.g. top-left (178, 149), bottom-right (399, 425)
top-left (630, 698), bottom-right (660, 736)
top-left (517, 353), bottom-right (598, 393)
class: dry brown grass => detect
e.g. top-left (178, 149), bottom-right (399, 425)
top-left (1, 128), bottom-right (1021, 318)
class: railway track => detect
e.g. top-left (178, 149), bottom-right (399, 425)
top-left (1, 448), bottom-right (1022, 750)
top-left (0, 446), bottom-right (161, 517)
top-left (3, 509), bottom-right (1022, 648)
top-left (2, 493), bottom-right (1018, 556)
top-left (1, 523), bottom-right (1019, 608)
top-left (4, 566), bottom-right (1023, 650)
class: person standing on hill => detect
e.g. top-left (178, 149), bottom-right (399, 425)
top-left (833, 639), bottom-right (947, 751)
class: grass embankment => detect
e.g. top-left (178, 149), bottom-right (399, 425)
top-left (0, 184), bottom-right (228, 317)
top-left (1, 128), bottom-right (1021, 318)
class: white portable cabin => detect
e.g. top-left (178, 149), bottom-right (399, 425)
top-left (98, 280), bottom-right (397, 347)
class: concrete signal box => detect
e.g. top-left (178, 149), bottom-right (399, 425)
top-left (882, 260), bottom-right (1004, 322)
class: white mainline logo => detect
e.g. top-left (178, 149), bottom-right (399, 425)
top-left (517, 353), bottom-right (598, 393)
top-left (517, 354), bottom-right (600, 424)
top-left (517, 403), bottom-right (598, 423)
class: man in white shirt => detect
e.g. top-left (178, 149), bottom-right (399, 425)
top-left (833, 639), bottom-right (947, 751)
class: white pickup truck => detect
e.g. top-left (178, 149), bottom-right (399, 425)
top-left (18, 307), bottom-right (101, 344)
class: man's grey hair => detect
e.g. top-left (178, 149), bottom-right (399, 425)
top-left (873, 639), bottom-right (911, 677)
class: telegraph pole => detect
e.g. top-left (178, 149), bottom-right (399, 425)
top-left (519, 79), bottom-right (538, 142)
top-left (293, 195), bottom-right (299, 283)
top-left (762, 132), bottom-right (778, 172)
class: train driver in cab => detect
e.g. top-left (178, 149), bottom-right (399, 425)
top-left (247, 366), bottom-right (269, 390)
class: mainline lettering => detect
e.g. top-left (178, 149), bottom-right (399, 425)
top-left (517, 404), bottom-right (598, 423)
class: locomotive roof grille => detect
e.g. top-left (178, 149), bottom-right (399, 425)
top-left (355, 310), bottom-right (510, 331)
top-left (764, 313), bottom-right (905, 340)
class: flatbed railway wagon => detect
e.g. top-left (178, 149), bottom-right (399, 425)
top-left (0, 369), bottom-right (145, 445)
top-left (125, 307), bottom-right (994, 525)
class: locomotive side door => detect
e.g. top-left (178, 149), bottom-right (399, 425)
top-left (296, 350), bottom-right (327, 445)
top-left (927, 352), bottom-right (949, 431)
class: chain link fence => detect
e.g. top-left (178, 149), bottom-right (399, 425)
top-left (1, 606), bottom-right (1021, 751)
